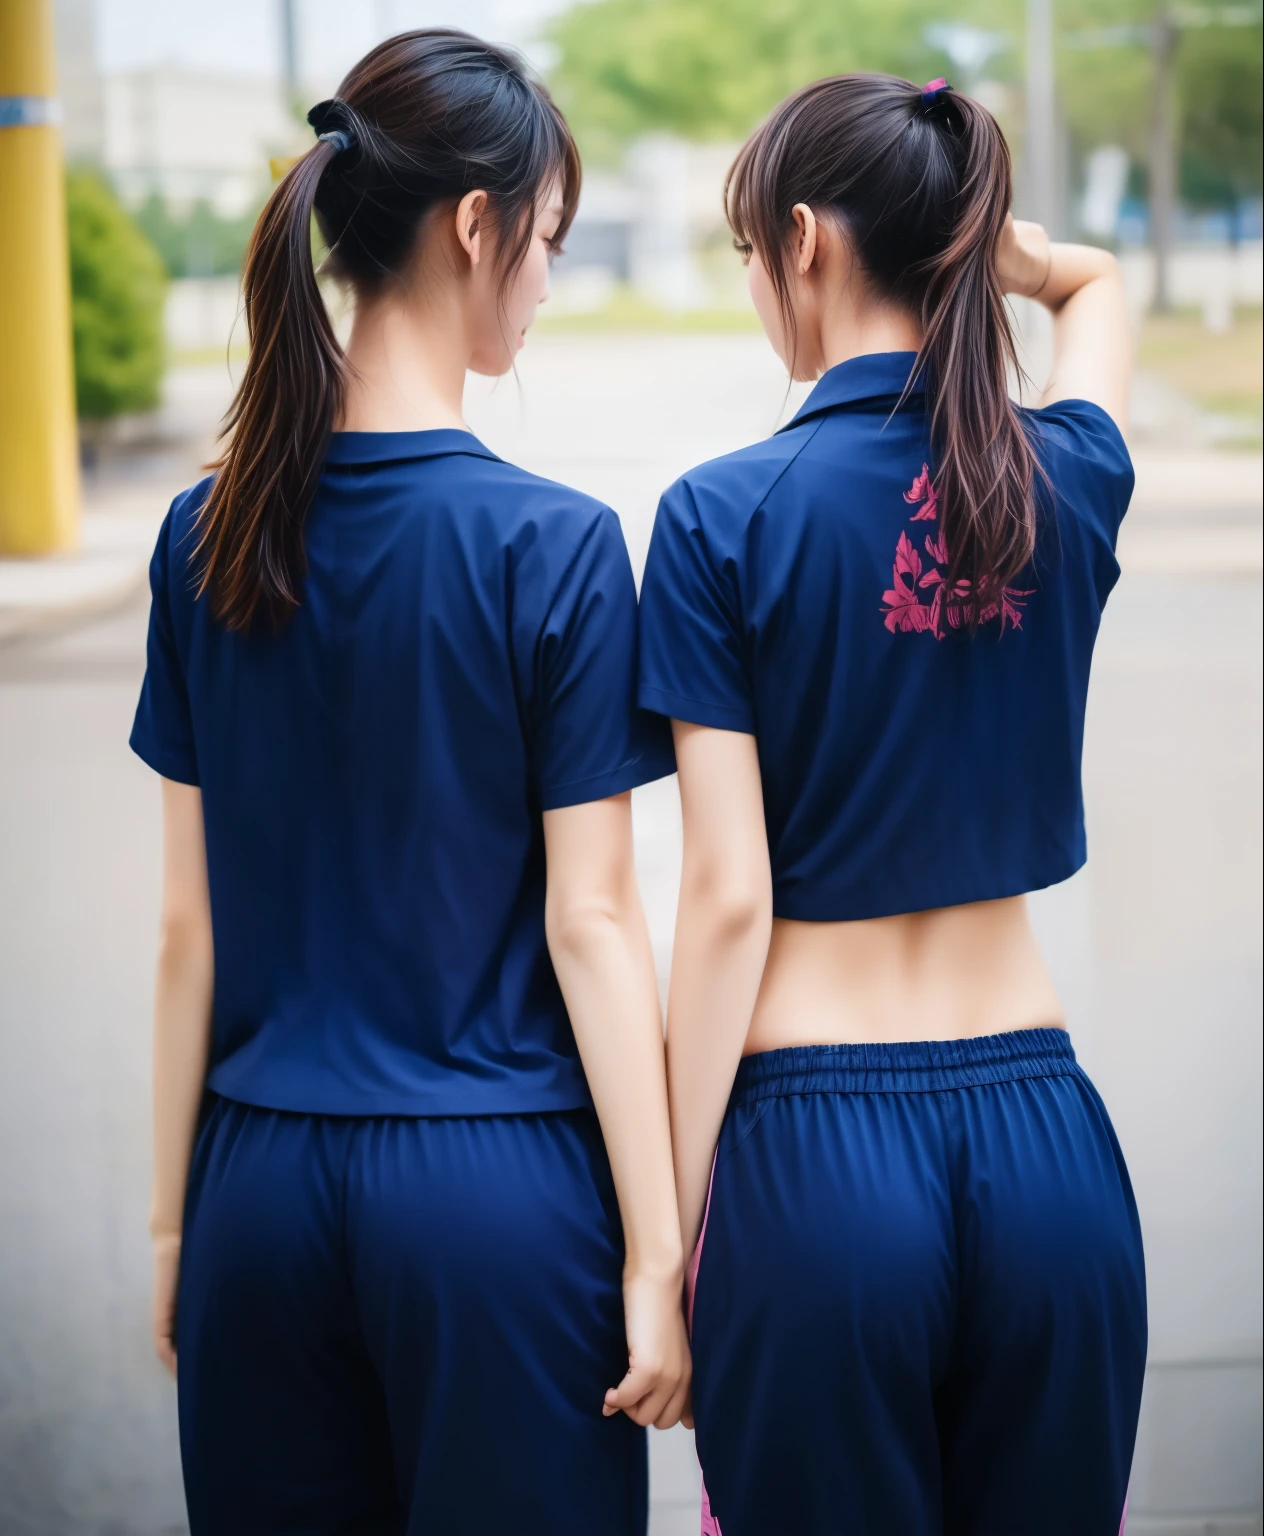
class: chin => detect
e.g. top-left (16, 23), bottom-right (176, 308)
top-left (468, 349), bottom-right (517, 379)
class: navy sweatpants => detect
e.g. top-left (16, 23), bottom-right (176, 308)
top-left (177, 1098), bottom-right (647, 1535)
top-left (690, 1029), bottom-right (1147, 1536)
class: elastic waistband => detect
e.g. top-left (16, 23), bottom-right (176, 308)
top-left (731, 1028), bottom-right (1076, 1103)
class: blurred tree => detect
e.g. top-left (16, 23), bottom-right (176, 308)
top-left (551, 0), bottom-right (1261, 209)
top-left (132, 193), bottom-right (262, 279)
top-left (65, 171), bottom-right (168, 420)
top-left (1059, 1), bottom-right (1262, 202)
top-left (1178, 20), bottom-right (1263, 211)
top-left (548, 0), bottom-right (1023, 160)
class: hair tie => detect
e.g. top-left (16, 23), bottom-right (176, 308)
top-left (921, 78), bottom-right (952, 112)
top-left (306, 99), bottom-right (358, 160)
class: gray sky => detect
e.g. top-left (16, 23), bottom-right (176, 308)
top-left (97, 0), bottom-right (574, 82)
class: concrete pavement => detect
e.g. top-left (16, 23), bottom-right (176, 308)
top-left (1, 334), bottom-right (1260, 1534)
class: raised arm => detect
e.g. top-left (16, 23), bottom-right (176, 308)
top-left (999, 217), bottom-right (1132, 432)
top-left (543, 792), bottom-right (691, 1430)
top-left (151, 779), bottom-right (215, 1375)
top-left (668, 722), bottom-right (773, 1268)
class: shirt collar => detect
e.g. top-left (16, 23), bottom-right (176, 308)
top-left (324, 427), bottom-right (501, 467)
top-left (779, 351), bottom-right (925, 433)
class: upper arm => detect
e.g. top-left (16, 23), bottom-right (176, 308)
top-left (131, 504), bottom-right (200, 786)
top-left (673, 722), bottom-right (770, 907)
top-left (160, 779), bottom-right (211, 938)
top-left (542, 792), bottom-right (637, 933)
top-left (1042, 259), bottom-right (1132, 434)
top-left (638, 482), bottom-right (754, 734)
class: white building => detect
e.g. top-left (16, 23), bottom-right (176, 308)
top-left (101, 68), bottom-right (298, 216)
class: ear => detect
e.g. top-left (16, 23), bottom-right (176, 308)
top-left (790, 203), bottom-right (819, 276)
top-left (455, 189), bottom-right (489, 269)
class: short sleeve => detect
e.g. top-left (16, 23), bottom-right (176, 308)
top-left (534, 509), bottom-right (675, 811)
top-left (637, 478), bottom-right (755, 733)
top-left (1027, 398), bottom-right (1135, 548)
top-left (130, 506), bottom-right (199, 785)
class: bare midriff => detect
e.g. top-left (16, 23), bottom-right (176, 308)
top-left (744, 895), bottom-right (1065, 1053)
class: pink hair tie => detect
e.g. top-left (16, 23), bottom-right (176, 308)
top-left (921, 77), bottom-right (952, 110)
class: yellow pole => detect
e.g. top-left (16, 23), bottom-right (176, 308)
top-left (0, 0), bottom-right (79, 554)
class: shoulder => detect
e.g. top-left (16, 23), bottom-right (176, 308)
top-left (661, 420), bottom-right (822, 534)
top-left (150, 475), bottom-right (214, 604)
top-left (468, 455), bottom-right (625, 555)
top-left (1019, 398), bottom-right (1134, 539)
top-left (1020, 398), bottom-right (1132, 485)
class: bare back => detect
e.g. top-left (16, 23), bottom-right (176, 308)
top-left (745, 897), bottom-right (1064, 1053)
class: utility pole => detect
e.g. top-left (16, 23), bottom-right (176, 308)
top-left (1149, 6), bottom-right (1177, 312)
top-left (0, 0), bottom-right (80, 555)
top-left (280, 0), bottom-right (300, 119)
top-left (1025, 0), bottom-right (1058, 233)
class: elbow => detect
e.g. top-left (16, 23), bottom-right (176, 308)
top-left (157, 911), bottom-right (213, 971)
top-left (682, 866), bottom-right (772, 948)
top-left (545, 889), bottom-right (628, 964)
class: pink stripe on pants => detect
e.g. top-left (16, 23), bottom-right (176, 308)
top-left (685, 1160), bottom-right (722, 1536)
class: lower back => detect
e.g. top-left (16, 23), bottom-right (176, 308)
top-left (745, 895), bottom-right (1064, 1052)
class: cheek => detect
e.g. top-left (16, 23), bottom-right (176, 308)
top-left (748, 257), bottom-right (783, 344)
top-left (505, 245), bottom-right (548, 326)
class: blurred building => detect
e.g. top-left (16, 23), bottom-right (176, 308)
top-left (102, 69), bottom-right (295, 216)
top-left (53, 0), bottom-right (104, 162)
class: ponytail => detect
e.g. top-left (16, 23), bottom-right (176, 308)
top-left (913, 90), bottom-right (1038, 623)
top-left (195, 140), bottom-right (346, 630)
top-left (195, 30), bottom-right (580, 631)
top-left (727, 73), bottom-right (1039, 628)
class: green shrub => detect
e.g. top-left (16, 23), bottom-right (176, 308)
top-left (66, 170), bottom-right (168, 420)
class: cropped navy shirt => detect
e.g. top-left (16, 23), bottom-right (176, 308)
top-left (638, 352), bottom-right (1133, 921)
top-left (131, 430), bottom-right (674, 1116)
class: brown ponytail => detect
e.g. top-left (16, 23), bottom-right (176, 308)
top-left (726, 74), bottom-right (1040, 627)
top-left (196, 30), bottom-right (579, 631)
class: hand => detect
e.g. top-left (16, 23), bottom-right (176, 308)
top-left (153, 1234), bottom-right (181, 1377)
top-left (997, 215), bottom-right (1052, 299)
top-left (603, 1269), bottom-right (692, 1429)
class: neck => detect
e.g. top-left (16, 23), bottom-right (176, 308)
top-left (339, 285), bottom-right (469, 433)
top-left (815, 295), bottom-right (924, 377)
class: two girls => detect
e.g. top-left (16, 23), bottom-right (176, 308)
top-left (132, 31), bottom-right (1144, 1536)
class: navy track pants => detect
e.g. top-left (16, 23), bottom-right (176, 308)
top-left (690, 1029), bottom-right (1147, 1536)
top-left (177, 1097), bottom-right (647, 1535)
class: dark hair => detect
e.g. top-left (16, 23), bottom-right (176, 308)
top-left (726, 74), bottom-right (1038, 626)
top-left (196, 29), bottom-right (580, 630)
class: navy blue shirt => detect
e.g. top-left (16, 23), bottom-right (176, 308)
top-left (131, 430), bottom-right (674, 1116)
top-left (638, 352), bottom-right (1133, 921)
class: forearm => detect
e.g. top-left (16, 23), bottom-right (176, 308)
top-left (668, 889), bottom-right (772, 1260)
top-left (1001, 221), bottom-right (1131, 427)
top-left (550, 903), bottom-right (683, 1280)
top-left (1041, 247), bottom-right (1130, 427)
top-left (1025, 241), bottom-right (1119, 312)
top-left (151, 924), bottom-right (214, 1248)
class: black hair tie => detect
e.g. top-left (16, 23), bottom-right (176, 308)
top-left (307, 99), bottom-right (358, 160)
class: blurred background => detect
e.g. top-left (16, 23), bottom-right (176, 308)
top-left (0, 1), bottom-right (1260, 1533)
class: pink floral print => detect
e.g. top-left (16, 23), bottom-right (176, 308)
top-left (904, 463), bottom-right (939, 521)
top-left (881, 464), bottom-right (1030, 639)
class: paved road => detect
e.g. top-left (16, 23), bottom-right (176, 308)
top-left (1, 335), bottom-right (1260, 1534)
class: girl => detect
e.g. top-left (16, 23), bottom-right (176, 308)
top-left (638, 75), bottom-right (1145, 1535)
top-left (131, 30), bottom-right (688, 1535)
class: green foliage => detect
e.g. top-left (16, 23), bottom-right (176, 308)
top-left (133, 192), bottom-right (262, 279)
top-left (548, 0), bottom-right (1023, 161)
top-left (549, 0), bottom-right (1262, 209)
top-left (66, 171), bottom-right (168, 420)
top-left (1058, 3), bottom-right (1263, 207)
top-left (1179, 22), bottom-right (1263, 206)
